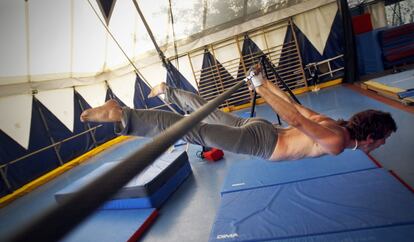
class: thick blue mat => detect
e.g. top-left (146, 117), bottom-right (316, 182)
top-left (56, 150), bottom-right (191, 208)
top-left (62, 208), bottom-right (157, 242)
top-left (101, 162), bottom-right (192, 209)
top-left (371, 69), bottom-right (414, 90)
top-left (210, 169), bottom-right (414, 242)
top-left (221, 150), bottom-right (377, 194)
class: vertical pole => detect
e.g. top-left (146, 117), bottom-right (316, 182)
top-left (289, 18), bottom-right (308, 88)
top-left (35, 98), bottom-right (64, 166)
top-left (210, 46), bottom-right (230, 108)
top-left (187, 53), bottom-right (200, 93)
top-left (0, 167), bottom-right (12, 193)
top-left (77, 98), bottom-right (98, 148)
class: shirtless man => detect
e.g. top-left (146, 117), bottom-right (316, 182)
top-left (80, 65), bottom-right (397, 161)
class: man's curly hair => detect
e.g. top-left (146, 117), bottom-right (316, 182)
top-left (337, 109), bottom-right (397, 141)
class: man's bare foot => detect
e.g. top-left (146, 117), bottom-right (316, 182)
top-left (148, 82), bottom-right (167, 98)
top-left (80, 99), bottom-right (122, 123)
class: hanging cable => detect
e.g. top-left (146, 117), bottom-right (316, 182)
top-left (168, 0), bottom-right (179, 69)
top-left (131, 0), bottom-right (189, 93)
top-left (85, 0), bottom-right (178, 113)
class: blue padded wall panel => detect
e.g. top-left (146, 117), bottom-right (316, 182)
top-left (355, 29), bottom-right (384, 75)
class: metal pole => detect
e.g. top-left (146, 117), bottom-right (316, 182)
top-left (261, 55), bottom-right (301, 105)
top-left (7, 80), bottom-right (245, 242)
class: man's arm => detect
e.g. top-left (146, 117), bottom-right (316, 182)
top-left (263, 79), bottom-right (321, 120)
top-left (255, 86), bottom-right (345, 155)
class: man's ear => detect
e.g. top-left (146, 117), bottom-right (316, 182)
top-left (366, 134), bottom-right (375, 144)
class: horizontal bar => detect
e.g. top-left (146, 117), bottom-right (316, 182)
top-left (7, 80), bottom-right (245, 242)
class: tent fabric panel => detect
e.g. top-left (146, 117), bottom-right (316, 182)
top-left (1, 98), bottom-right (60, 194)
top-left (107, 72), bottom-right (136, 108)
top-left (29, 0), bottom-right (71, 80)
top-left (291, 12), bottom-right (344, 82)
top-left (264, 25), bottom-right (289, 68)
top-left (249, 34), bottom-right (268, 55)
top-left (42, 93), bottom-right (94, 164)
top-left (75, 82), bottom-right (108, 108)
top-left (264, 25), bottom-right (288, 49)
top-left (35, 88), bottom-right (74, 132)
top-left (0, 1), bottom-right (27, 84)
top-left (166, 62), bottom-right (197, 94)
top-left (137, 0), bottom-right (174, 50)
top-left (106, 0), bottom-right (138, 70)
top-left (177, 0), bottom-right (336, 58)
top-left (204, 1), bottom-right (244, 30)
top-left (212, 42), bottom-right (242, 79)
top-left (138, 62), bottom-right (167, 88)
top-left (169, 0), bottom-right (203, 40)
top-left (72, 0), bottom-right (107, 76)
top-left (293, 2), bottom-right (338, 55)
top-left (0, 94), bottom-right (33, 149)
top-left (188, 51), bottom-right (205, 84)
top-left (133, 74), bottom-right (172, 112)
top-left (173, 55), bottom-right (198, 89)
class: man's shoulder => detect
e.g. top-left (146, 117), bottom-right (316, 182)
top-left (310, 114), bottom-right (336, 124)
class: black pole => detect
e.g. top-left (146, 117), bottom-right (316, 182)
top-left (250, 90), bottom-right (257, 118)
top-left (6, 80), bottom-right (245, 242)
top-left (337, 0), bottom-right (358, 83)
top-left (260, 55), bottom-right (301, 105)
top-left (259, 56), bottom-right (281, 124)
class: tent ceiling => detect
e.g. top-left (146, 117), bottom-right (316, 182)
top-left (0, 0), bottom-right (336, 98)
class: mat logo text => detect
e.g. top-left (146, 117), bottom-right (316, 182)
top-left (216, 233), bottom-right (238, 239)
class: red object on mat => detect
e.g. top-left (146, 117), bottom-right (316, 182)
top-left (352, 13), bottom-right (373, 35)
top-left (203, 148), bottom-right (224, 161)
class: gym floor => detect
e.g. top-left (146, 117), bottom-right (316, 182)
top-left (0, 81), bottom-right (413, 242)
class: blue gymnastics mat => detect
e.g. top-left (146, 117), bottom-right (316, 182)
top-left (101, 162), bottom-right (192, 209)
top-left (371, 69), bottom-right (414, 90)
top-left (221, 150), bottom-right (377, 194)
top-left (210, 169), bottom-right (414, 242)
top-left (62, 208), bottom-right (157, 242)
top-left (56, 150), bottom-right (192, 209)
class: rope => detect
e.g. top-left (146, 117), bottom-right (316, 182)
top-left (86, 0), bottom-right (178, 113)
top-left (7, 80), bottom-right (246, 242)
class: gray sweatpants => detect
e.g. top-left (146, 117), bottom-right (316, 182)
top-left (115, 86), bottom-right (278, 159)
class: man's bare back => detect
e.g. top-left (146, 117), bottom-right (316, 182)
top-left (270, 118), bottom-right (346, 161)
